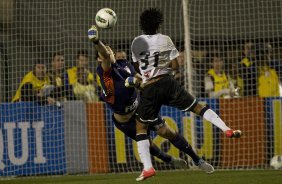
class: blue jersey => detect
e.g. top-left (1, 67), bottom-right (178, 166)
top-left (97, 59), bottom-right (138, 115)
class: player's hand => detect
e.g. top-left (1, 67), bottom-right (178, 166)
top-left (88, 25), bottom-right (99, 42)
top-left (125, 77), bottom-right (140, 88)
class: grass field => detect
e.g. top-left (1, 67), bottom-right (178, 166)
top-left (1, 170), bottom-right (282, 184)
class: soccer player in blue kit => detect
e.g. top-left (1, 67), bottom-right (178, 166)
top-left (87, 25), bottom-right (188, 169)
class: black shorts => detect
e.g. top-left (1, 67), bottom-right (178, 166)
top-left (136, 75), bottom-right (197, 124)
top-left (113, 114), bottom-right (165, 140)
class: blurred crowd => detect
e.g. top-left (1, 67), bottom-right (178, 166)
top-left (175, 41), bottom-right (282, 98)
top-left (11, 41), bottom-right (282, 106)
top-left (12, 50), bottom-right (97, 105)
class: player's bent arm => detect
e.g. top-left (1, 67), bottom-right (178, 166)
top-left (88, 25), bottom-right (114, 71)
top-left (95, 42), bottom-right (115, 71)
top-left (95, 41), bottom-right (111, 60)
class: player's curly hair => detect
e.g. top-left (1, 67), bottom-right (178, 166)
top-left (139, 8), bottom-right (163, 35)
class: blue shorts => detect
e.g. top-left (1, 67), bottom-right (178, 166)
top-left (112, 114), bottom-right (165, 140)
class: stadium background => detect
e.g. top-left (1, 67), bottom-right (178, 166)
top-left (1, 0), bottom-right (282, 101)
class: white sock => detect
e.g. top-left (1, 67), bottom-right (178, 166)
top-left (137, 139), bottom-right (153, 170)
top-left (203, 109), bottom-right (231, 132)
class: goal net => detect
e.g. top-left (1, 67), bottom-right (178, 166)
top-left (0, 0), bottom-right (281, 177)
top-left (184, 0), bottom-right (282, 169)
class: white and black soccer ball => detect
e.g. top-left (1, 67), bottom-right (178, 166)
top-left (270, 155), bottom-right (282, 170)
top-left (95, 8), bottom-right (117, 29)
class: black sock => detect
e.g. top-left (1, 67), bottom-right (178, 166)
top-left (170, 134), bottom-right (200, 164)
top-left (150, 144), bottom-right (172, 163)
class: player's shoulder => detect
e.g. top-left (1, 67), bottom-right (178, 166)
top-left (133, 34), bottom-right (145, 39)
top-left (156, 34), bottom-right (173, 44)
top-left (162, 34), bottom-right (174, 43)
top-left (150, 33), bottom-right (171, 40)
top-left (132, 35), bottom-right (147, 45)
top-left (157, 33), bottom-right (170, 38)
top-left (131, 35), bottom-right (148, 54)
top-left (132, 34), bottom-right (168, 47)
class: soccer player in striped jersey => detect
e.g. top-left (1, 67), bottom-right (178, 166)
top-left (131, 8), bottom-right (242, 181)
top-left (87, 25), bottom-right (187, 170)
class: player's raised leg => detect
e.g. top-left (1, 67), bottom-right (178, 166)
top-left (194, 105), bottom-right (242, 138)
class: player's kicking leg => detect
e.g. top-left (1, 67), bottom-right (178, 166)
top-left (167, 77), bottom-right (242, 139)
top-left (193, 105), bottom-right (242, 138)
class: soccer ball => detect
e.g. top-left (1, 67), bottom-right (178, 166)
top-left (95, 8), bottom-right (117, 29)
top-left (270, 155), bottom-right (282, 169)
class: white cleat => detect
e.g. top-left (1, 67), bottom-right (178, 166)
top-left (197, 159), bottom-right (214, 174)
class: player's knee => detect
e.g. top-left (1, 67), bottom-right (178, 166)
top-left (192, 104), bottom-right (209, 116)
top-left (136, 121), bottom-right (149, 141)
top-left (136, 120), bottom-right (148, 134)
top-left (156, 125), bottom-right (177, 139)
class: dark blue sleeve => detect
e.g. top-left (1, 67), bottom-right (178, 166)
top-left (128, 62), bottom-right (136, 76)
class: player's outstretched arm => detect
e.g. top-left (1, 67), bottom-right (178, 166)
top-left (88, 25), bottom-right (114, 71)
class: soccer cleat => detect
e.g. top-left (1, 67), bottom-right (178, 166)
top-left (170, 157), bottom-right (187, 169)
top-left (136, 167), bottom-right (156, 182)
top-left (225, 129), bottom-right (242, 138)
top-left (196, 159), bottom-right (215, 174)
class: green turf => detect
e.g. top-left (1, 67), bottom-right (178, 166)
top-left (1, 170), bottom-right (282, 184)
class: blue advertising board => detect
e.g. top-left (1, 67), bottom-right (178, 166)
top-left (0, 102), bottom-right (66, 176)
